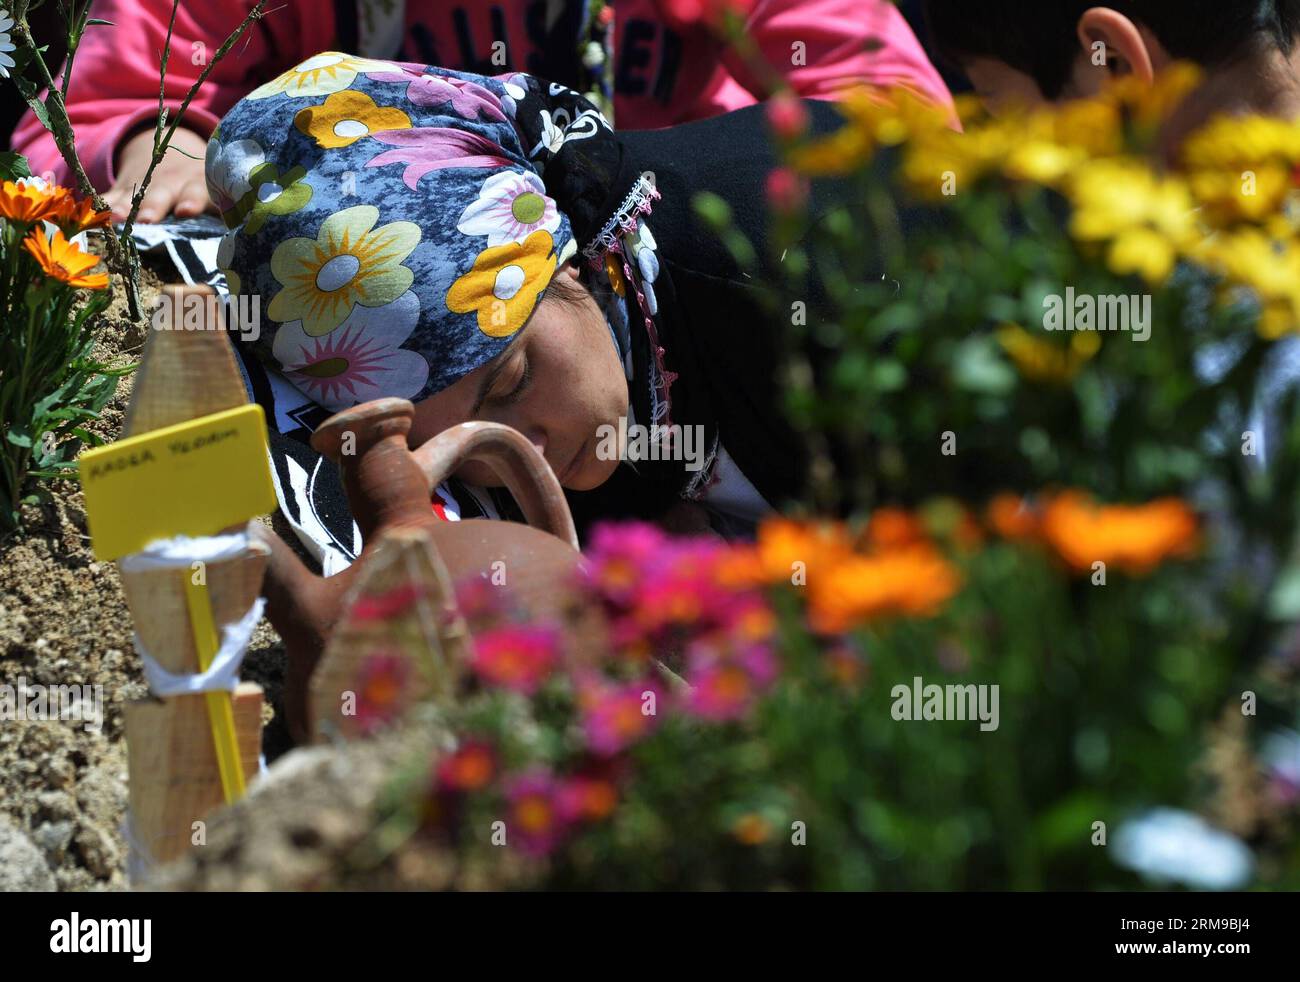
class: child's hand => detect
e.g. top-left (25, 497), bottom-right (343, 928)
top-left (104, 126), bottom-right (214, 223)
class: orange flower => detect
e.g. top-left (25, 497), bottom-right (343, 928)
top-left (808, 544), bottom-right (961, 634)
top-left (48, 195), bottom-right (112, 236)
top-left (1040, 491), bottom-right (1198, 575)
top-left (953, 509), bottom-right (985, 551)
top-left (753, 516), bottom-right (855, 585)
top-left (861, 506), bottom-right (927, 550)
top-left (0, 180), bottom-right (71, 225)
top-left (23, 229), bottom-right (109, 289)
top-left (987, 493), bottom-right (1041, 541)
top-left (731, 812), bottom-right (772, 846)
top-left (824, 642), bottom-right (867, 690)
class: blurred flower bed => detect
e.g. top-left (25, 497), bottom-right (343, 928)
top-left (343, 68), bottom-right (1300, 890)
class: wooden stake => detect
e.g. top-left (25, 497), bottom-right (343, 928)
top-left (308, 527), bottom-right (466, 742)
top-left (118, 285), bottom-right (268, 867)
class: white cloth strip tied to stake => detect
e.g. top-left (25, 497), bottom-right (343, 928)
top-left (121, 529), bottom-right (267, 697)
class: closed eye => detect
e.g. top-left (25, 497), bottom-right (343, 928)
top-left (497, 353), bottom-right (533, 406)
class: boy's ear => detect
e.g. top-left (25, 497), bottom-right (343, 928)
top-left (1076, 6), bottom-right (1163, 83)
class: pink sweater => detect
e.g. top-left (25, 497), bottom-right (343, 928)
top-left (12, 0), bottom-right (952, 190)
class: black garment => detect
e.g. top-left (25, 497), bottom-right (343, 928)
top-left (563, 99), bottom-right (884, 538)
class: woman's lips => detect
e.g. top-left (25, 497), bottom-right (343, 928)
top-left (558, 436), bottom-right (588, 486)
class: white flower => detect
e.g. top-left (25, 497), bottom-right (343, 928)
top-left (205, 138), bottom-right (264, 216)
top-left (499, 73), bottom-right (529, 119)
top-left (529, 109), bottom-right (567, 157)
top-left (527, 106), bottom-right (611, 159)
top-left (456, 171), bottom-right (560, 247)
top-left (216, 229), bottom-right (241, 296)
top-left (246, 52), bottom-right (396, 100)
top-left (0, 9), bottom-right (15, 80)
top-left (1112, 808), bottom-right (1254, 890)
top-left (582, 42), bottom-right (605, 70)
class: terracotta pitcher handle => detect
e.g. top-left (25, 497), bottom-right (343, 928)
top-left (412, 421), bottom-right (579, 550)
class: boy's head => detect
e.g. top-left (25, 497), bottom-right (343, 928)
top-left (925, 1), bottom-right (1300, 110)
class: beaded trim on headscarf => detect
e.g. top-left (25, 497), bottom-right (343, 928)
top-left (584, 173), bottom-right (675, 426)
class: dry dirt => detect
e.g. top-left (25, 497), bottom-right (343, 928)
top-left (0, 262), bottom-right (292, 890)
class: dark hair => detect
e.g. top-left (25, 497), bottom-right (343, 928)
top-left (924, 1), bottom-right (1300, 98)
top-left (542, 263), bottom-right (619, 323)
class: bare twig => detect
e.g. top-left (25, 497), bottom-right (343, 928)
top-left (120, 0), bottom-right (270, 244)
top-left (10, 0), bottom-right (270, 321)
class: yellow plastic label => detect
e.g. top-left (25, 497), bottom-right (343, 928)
top-left (80, 404), bottom-right (276, 561)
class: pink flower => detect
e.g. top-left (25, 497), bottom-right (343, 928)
top-left (364, 127), bottom-right (514, 190)
top-left (582, 521), bottom-right (667, 605)
top-left (720, 596), bottom-right (776, 646)
top-left (766, 93), bottom-right (809, 139)
top-left (367, 69), bottom-right (508, 121)
top-left (633, 576), bottom-right (721, 632)
top-left (605, 613), bottom-right (655, 664)
top-left (470, 624), bottom-right (560, 694)
top-left (504, 769), bottom-right (568, 856)
top-left (454, 575), bottom-right (508, 623)
top-left (349, 582), bottom-right (424, 623)
top-left (766, 167), bottom-right (809, 214)
top-left (581, 679), bottom-right (663, 756)
top-left (354, 652), bottom-right (411, 733)
top-left (436, 739), bottom-right (497, 792)
top-left (556, 774), bottom-right (619, 823)
top-left (685, 643), bottom-right (778, 721)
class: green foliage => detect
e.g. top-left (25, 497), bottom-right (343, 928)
top-left (0, 160), bottom-right (122, 530)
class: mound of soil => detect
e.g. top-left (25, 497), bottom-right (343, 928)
top-left (0, 265), bottom-right (291, 890)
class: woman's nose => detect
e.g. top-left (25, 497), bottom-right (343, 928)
top-left (523, 427), bottom-right (547, 459)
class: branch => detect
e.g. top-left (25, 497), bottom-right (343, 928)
top-left (120, 0), bottom-right (269, 242)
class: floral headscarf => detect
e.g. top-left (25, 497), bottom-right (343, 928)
top-left (208, 52), bottom-right (664, 415)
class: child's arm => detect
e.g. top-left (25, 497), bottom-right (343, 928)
top-left (10, 0), bottom-right (329, 220)
top-left (722, 0), bottom-right (955, 112)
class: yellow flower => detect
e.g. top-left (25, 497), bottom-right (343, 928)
top-left (901, 121), bottom-right (1014, 198)
top-left (1003, 140), bottom-right (1087, 184)
top-left (447, 230), bottom-right (558, 338)
top-left (294, 90), bottom-right (412, 149)
top-left (1182, 114), bottom-right (1300, 172)
top-left (1102, 61), bottom-right (1203, 131)
top-left (1188, 163), bottom-right (1293, 225)
top-left (1195, 229), bottom-right (1300, 338)
top-left (996, 323), bottom-right (1100, 384)
top-left (789, 122), bottom-right (875, 177)
top-left (791, 84), bottom-right (949, 177)
top-left (1049, 99), bottom-right (1124, 158)
top-left (1067, 159), bottom-right (1199, 284)
top-left (247, 51), bottom-right (396, 100)
top-left (267, 205), bottom-right (420, 336)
